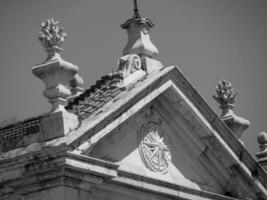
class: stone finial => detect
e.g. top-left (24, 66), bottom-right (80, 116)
top-left (256, 132), bottom-right (267, 170)
top-left (32, 19), bottom-right (80, 141)
top-left (33, 19), bottom-right (79, 113)
top-left (213, 79), bottom-right (237, 109)
top-left (121, 14), bottom-right (158, 57)
top-left (38, 18), bottom-right (67, 61)
top-left (120, 0), bottom-right (163, 74)
top-left (68, 74), bottom-right (84, 101)
top-left (213, 80), bottom-right (250, 139)
top-left (257, 132), bottom-right (267, 152)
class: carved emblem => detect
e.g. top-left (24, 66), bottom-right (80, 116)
top-left (117, 54), bottom-right (141, 78)
top-left (139, 122), bottom-right (171, 174)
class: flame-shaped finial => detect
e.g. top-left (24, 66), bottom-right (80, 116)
top-left (213, 79), bottom-right (250, 139)
top-left (38, 18), bottom-right (67, 61)
top-left (213, 79), bottom-right (237, 108)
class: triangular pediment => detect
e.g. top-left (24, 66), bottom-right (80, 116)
top-left (68, 66), bottom-right (263, 199)
top-left (0, 66), bottom-right (265, 199)
top-left (74, 83), bottom-right (235, 195)
top-left (87, 100), bottom-right (226, 193)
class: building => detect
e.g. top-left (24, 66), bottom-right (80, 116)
top-left (1, 2), bottom-right (267, 200)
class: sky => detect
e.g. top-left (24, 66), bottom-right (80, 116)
top-left (0, 0), bottom-right (266, 157)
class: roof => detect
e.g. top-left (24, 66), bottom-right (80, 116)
top-left (0, 116), bottom-right (41, 141)
top-left (0, 65), bottom-right (267, 199)
top-left (66, 73), bottom-right (124, 119)
top-left (0, 66), bottom-right (173, 152)
top-left (0, 73), bottom-right (124, 143)
top-left (66, 66), bottom-right (267, 199)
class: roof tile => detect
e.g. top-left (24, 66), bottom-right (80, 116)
top-left (0, 116), bottom-right (41, 141)
top-left (0, 72), bottom-right (124, 143)
top-left (66, 72), bottom-right (124, 119)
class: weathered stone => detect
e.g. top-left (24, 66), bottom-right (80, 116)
top-left (122, 21), bottom-right (159, 57)
top-left (115, 54), bottom-right (146, 88)
top-left (120, 4), bottom-right (163, 74)
top-left (256, 132), bottom-right (267, 171)
top-left (68, 74), bottom-right (84, 101)
top-left (221, 111), bottom-right (250, 139)
top-left (40, 111), bottom-right (79, 141)
top-left (38, 18), bottom-right (67, 61)
top-left (1, 3), bottom-right (267, 200)
top-left (141, 56), bottom-right (163, 74)
top-left (33, 18), bottom-right (80, 114)
top-left (213, 80), bottom-right (250, 139)
top-left (32, 57), bottom-right (79, 113)
top-left (1, 65), bottom-right (267, 200)
top-left (258, 131), bottom-right (267, 151)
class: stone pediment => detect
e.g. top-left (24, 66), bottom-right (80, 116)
top-left (87, 102), bottom-right (222, 193)
top-left (1, 66), bottom-right (267, 200)
top-left (67, 66), bottom-right (266, 199)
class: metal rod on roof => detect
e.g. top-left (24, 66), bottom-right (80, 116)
top-left (134, 0), bottom-right (138, 12)
top-left (133, 0), bottom-right (141, 19)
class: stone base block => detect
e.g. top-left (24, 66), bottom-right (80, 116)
top-left (222, 114), bottom-right (250, 139)
top-left (141, 57), bottom-right (164, 74)
top-left (40, 111), bottom-right (79, 141)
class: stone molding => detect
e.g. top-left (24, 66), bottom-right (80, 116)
top-left (0, 149), bottom-right (237, 200)
top-left (1, 66), bottom-right (266, 199)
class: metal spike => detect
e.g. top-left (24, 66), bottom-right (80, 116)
top-left (133, 0), bottom-right (141, 19)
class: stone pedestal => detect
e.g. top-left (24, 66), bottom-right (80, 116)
top-left (221, 109), bottom-right (250, 139)
top-left (141, 56), bottom-right (163, 74)
top-left (213, 80), bottom-right (250, 140)
top-left (40, 111), bottom-right (79, 141)
top-left (68, 74), bottom-right (84, 101)
top-left (256, 132), bottom-right (267, 171)
top-left (32, 56), bottom-right (79, 113)
top-left (121, 16), bottom-right (163, 74)
top-left (122, 21), bottom-right (159, 57)
top-left (256, 150), bottom-right (267, 171)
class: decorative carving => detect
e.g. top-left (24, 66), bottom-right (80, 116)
top-left (120, 1), bottom-right (163, 73)
top-left (115, 54), bottom-right (145, 88)
top-left (68, 74), bottom-right (84, 101)
top-left (139, 122), bottom-right (171, 174)
top-left (121, 0), bottom-right (154, 30)
top-left (121, 1), bottom-right (158, 58)
top-left (38, 18), bottom-right (67, 61)
top-left (121, 17), bottom-right (154, 31)
top-left (117, 54), bottom-right (141, 78)
top-left (213, 80), bottom-right (250, 139)
top-left (33, 19), bottom-right (79, 113)
top-left (213, 79), bottom-right (237, 108)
